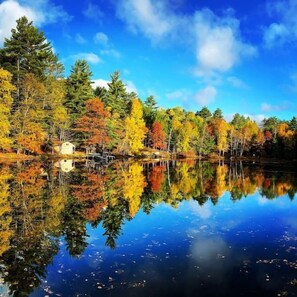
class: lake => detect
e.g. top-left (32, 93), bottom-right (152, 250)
top-left (0, 159), bottom-right (297, 296)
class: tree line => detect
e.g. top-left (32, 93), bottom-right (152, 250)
top-left (0, 17), bottom-right (296, 159)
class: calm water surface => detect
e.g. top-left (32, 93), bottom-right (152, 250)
top-left (0, 160), bottom-right (297, 296)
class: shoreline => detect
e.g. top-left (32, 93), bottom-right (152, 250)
top-left (0, 152), bottom-right (296, 165)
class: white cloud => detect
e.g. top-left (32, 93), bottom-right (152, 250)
top-left (227, 76), bottom-right (248, 89)
top-left (260, 103), bottom-right (272, 112)
top-left (75, 33), bottom-right (87, 44)
top-left (115, 0), bottom-right (176, 42)
top-left (264, 0), bottom-right (297, 47)
top-left (114, 1), bottom-right (256, 75)
top-left (263, 23), bottom-right (289, 48)
top-left (243, 114), bottom-right (266, 124)
top-left (94, 32), bottom-right (121, 59)
top-left (0, 0), bottom-right (70, 46)
top-left (260, 101), bottom-right (289, 112)
top-left (100, 49), bottom-right (121, 59)
top-left (74, 52), bottom-right (102, 64)
top-left (194, 85), bottom-right (217, 106)
top-left (83, 2), bottom-right (104, 22)
top-left (125, 80), bottom-right (138, 93)
top-left (194, 9), bottom-right (257, 74)
top-left (92, 79), bottom-right (109, 89)
top-left (91, 78), bottom-right (137, 94)
top-left (94, 32), bottom-right (109, 45)
top-left (166, 89), bottom-right (192, 103)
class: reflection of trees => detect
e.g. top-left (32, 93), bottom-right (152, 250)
top-left (1, 235), bottom-right (58, 296)
top-left (0, 165), bottom-right (13, 257)
top-left (71, 171), bottom-right (107, 223)
top-left (0, 162), bottom-right (60, 296)
top-left (122, 163), bottom-right (147, 218)
top-left (0, 159), bottom-right (297, 294)
top-left (62, 195), bottom-right (88, 257)
top-left (100, 203), bottom-right (127, 249)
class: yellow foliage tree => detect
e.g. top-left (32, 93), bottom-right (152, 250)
top-left (13, 74), bottom-right (46, 154)
top-left (214, 118), bottom-right (229, 156)
top-left (123, 98), bottom-right (147, 154)
top-left (122, 163), bottom-right (146, 218)
top-left (0, 68), bottom-right (15, 151)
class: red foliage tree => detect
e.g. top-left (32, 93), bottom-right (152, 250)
top-left (149, 165), bottom-right (166, 193)
top-left (150, 121), bottom-right (166, 150)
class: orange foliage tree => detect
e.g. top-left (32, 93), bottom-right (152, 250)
top-left (75, 98), bottom-right (110, 149)
top-left (149, 165), bottom-right (166, 193)
top-left (150, 121), bottom-right (167, 150)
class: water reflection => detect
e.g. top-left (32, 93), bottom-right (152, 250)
top-left (0, 160), bottom-right (296, 296)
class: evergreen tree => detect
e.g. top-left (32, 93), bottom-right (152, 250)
top-left (196, 106), bottom-right (212, 119)
top-left (94, 86), bottom-right (107, 102)
top-left (65, 59), bottom-right (93, 121)
top-left (143, 95), bottom-right (158, 129)
top-left (213, 108), bottom-right (223, 119)
top-left (105, 71), bottom-right (129, 118)
top-left (289, 116), bottom-right (297, 132)
top-left (0, 16), bottom-right (57, 102)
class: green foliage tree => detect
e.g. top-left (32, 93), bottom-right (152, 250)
top-left (0, 16), bottom-right (57, 102)
top-left (143, 95), bottom-right (158, 128)
top-left (289, 116), bottom-right (297, 132)
top-left (65, 59), bottom-right (93, 122)
top-left (104, 71), bottom-right (130, 118)
top-left (196, 106), bottom-right (212, 119)
top-left (213, 108), bottom-right (223, 119)
top-left (94, 85), bottom-right (107, 102)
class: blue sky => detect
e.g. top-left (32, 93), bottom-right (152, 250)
top-left (0, 0), bottom-right (297, 122)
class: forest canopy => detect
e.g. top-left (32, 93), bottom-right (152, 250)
top-left (0, 17), bottom-right (296, 159)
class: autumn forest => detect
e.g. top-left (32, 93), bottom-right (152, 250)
top-left (0, 17), bottom-right (297, 159)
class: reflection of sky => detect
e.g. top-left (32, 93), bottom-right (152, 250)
top-left (31, 191), bottom-right (297, 297)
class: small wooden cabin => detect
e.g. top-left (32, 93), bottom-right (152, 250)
top-left (54, 142), bottom-right (75, 155)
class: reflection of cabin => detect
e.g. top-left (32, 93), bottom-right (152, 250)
top-left (54, 159), bottom-right (75, 173)
top-left (86, 147), bottom-right (115, 162)
top-left (54, 142), bottom-right (75, 155)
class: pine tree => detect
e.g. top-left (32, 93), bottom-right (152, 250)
top-left (105, 71), bottom-right (129, 118)
top-left (65, 59), bottom-right (93, 121)
top-left (213, 108), bottom-right (223, 119)
top-left (143, 95), bottom-right (158, 129)
top-left (94, 86), bottom-right (107, 102)
top-left (0, 16), bottom-right (57, 103)
top-left (196, 106), bottom-right (212, 119)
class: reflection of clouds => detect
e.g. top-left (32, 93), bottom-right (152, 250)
top-left (191, 235), bottom-right (230, 262)
top-left (189, 234), bottom-right (233, 286)
top-left (257, 195), bottom-right (268, 205)
top-left (192, 202), bottom-right (212, 219)
top-left (257, 194), bottom-right (296, 208)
